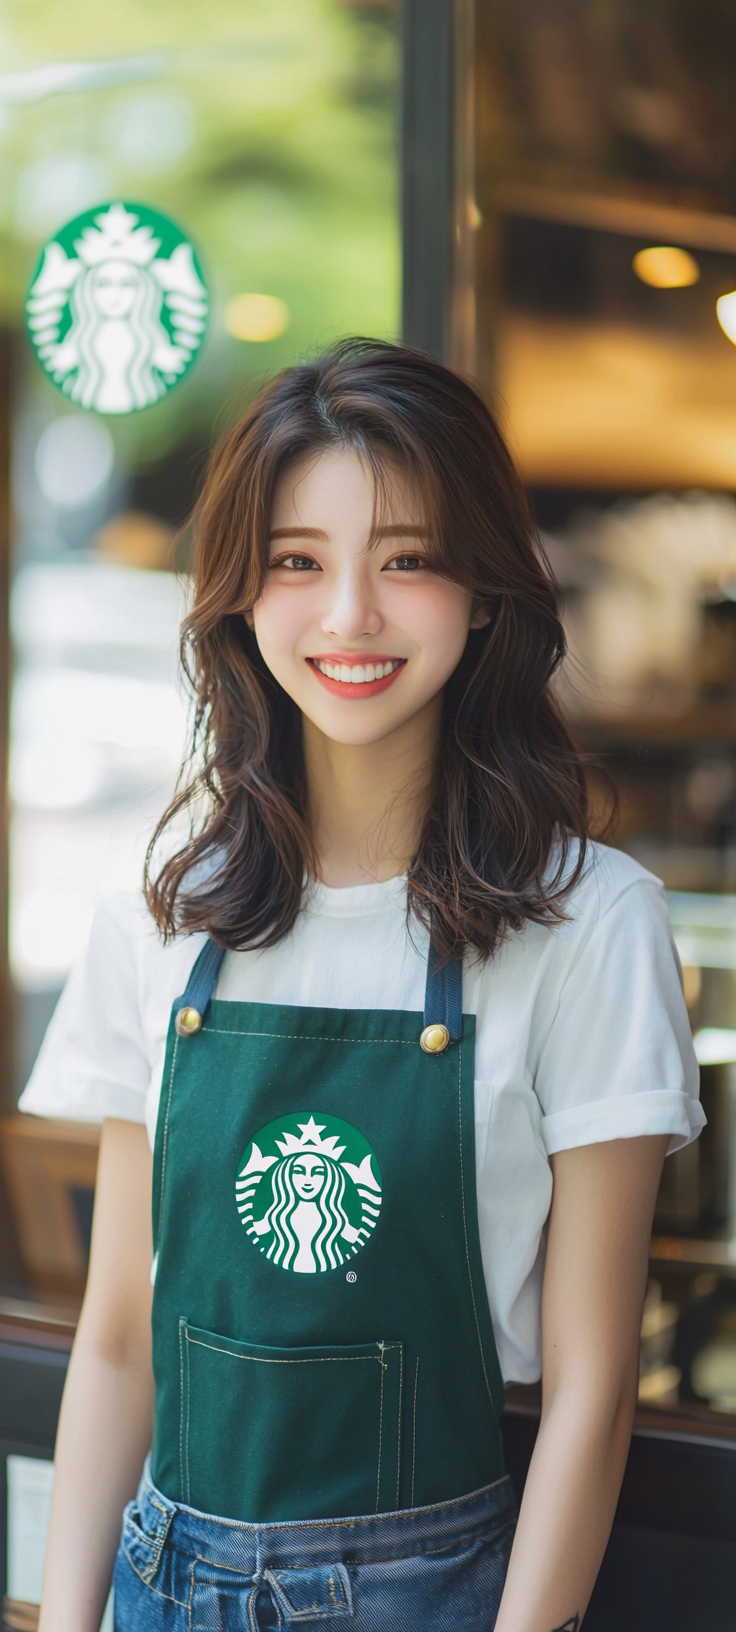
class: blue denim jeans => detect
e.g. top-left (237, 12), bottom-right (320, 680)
top-left (113, 1460), bottom-right (516, 1631)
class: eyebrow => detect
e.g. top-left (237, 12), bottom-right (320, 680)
top-left (268, 524), bottom-right (430, 541)
top-left (269, 527), bottom-right (327, 540)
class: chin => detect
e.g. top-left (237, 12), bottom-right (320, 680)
top-left (306, 708), bottom-right (413, 747)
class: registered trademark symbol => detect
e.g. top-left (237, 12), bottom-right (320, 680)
top-left (346, 1270), bottom-right (357, 1283)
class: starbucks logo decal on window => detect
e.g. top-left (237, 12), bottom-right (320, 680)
top-left (25, 202), bottom-right (208, 415)
top-left (236, 1113), bottom-right (382, 1274)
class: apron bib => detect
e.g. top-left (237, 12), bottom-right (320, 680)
top-left (149, 938), bottom-right (506, 1525)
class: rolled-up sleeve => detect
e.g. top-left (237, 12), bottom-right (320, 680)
top-left (535, 879), bottom-right (704, 1156)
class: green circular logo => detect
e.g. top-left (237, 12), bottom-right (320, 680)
top-left (236, 1112), bottom-right (382, 1275)
top-left (25, 201), bottom-right (208, 414)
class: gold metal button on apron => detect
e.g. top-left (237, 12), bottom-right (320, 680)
top-left (175, 1005), bottom-right (203, 1038)
top-left (420, 1023), bottom-right (450, 1054)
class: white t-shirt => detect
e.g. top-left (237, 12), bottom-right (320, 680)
top-left (20, 841), bottom-right (702, 1383)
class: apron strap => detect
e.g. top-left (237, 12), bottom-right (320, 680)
top-left (423, 946), bottom-right (463, 1041)
top-left (174, 938), bottom-right (226, 1036)
top-left (174, 935), bottom-right (463, 1047)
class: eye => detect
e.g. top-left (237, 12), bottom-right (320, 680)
top-left (268, 553), bottom-right (321, 572)
top-left (383, 554), bottom-right (427, 573)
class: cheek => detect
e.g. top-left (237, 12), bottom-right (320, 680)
top-left (252, 587), bottom-right (317, 669)
top-left (401, 585), bottom-right (473, 668)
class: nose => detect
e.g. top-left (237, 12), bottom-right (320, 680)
top-left (321, 562), bottom-right (381, 641)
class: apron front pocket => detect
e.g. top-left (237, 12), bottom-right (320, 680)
top-left (178, 1319), bottom-right (403, 1522)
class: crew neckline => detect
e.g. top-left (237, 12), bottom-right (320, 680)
top-left (304, 874), bottom-right (408, 918)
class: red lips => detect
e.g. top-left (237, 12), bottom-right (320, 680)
top-left (307, 657), bottom-right (407, 700)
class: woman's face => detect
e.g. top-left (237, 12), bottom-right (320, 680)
top-left (292, 1155), bottom-right (326, 1200)
top-left (92, 260), bottom-right (139, 319)
top-left (250, 447), bottom-right (487, 749)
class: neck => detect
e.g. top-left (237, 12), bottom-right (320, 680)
top-left (304, 698), bottom-right (441, 887)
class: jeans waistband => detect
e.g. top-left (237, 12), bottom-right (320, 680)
top-left (137, 1459), bottom-right (516, 1570)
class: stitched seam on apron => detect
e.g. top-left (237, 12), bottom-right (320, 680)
top-left (158, 1033), bottom-right (179, 1248)
top-left (203, 1027), bottom-right (417, 1045)
top-left (185, 1330), bottom-right (192, 1502)
top-left (184, 1333), bottom-right (381, 1365)
top-left (376, 1343), bottom-right (385, 1512)
top-left (395, 1344), bottom-right (403, 1509)
top-left (457, 1040), bottom-right (494, 1408)
top-left (411, 1356), bottom-right (419, 1506)
top-left (178, 1317), bottom-right (186, 1500)
top-left (375, 1341), bottom-right (402, 1511)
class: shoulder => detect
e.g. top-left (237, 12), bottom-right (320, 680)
top-left (89, 887), bottom-right (200, 963)
top-left (71, 887), bottom-right (207, 1023)
top-left (91, 886), bottom-right (156, 945)
top-left (18, 891), bottom-right (207, 1124)
top-left (551, 839), bottom-right (667, 933)
top-left (83, 887), bottom-right (166, 983)
top-left (469, 841), bottom-right (672, 1002)
top-left (467, 842), bottom-right (671, 1008)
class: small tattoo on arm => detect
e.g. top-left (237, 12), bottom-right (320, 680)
top-left (551, 1619), bottom-right (580, 1632)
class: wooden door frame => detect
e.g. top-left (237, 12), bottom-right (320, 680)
top-left (401, 0), bottom-right (476, 368)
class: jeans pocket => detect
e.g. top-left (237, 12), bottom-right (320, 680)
top-left (179, 1318), bottom-right (403, 1521)
top-left (121, 1495), bottom-right (172, 1586)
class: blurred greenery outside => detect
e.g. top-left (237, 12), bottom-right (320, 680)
top-left (0, 0), bottom-right (400, 470)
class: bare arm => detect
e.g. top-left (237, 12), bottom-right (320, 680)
top-left (39, 1119), bottom-right (154, 1632)
top-left (494, 1134), bottom-right (668, 1632)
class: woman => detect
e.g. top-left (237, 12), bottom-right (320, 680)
top-left (25, 340), bottom-right (702, 1632)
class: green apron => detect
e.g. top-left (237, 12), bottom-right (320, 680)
top-left (150, 936), bottom-right (507, 1524)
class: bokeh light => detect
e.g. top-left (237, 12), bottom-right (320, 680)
top-left (34, 417), bottom-right (114, 508)
top-left (224, 293), bottom-right (290, 342)
top-left (632, 246), bottom-right (700, 288)
top-left (716, 290), bottom-right (736, 345)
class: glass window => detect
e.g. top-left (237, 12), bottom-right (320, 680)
top-left (0, 0), bottom-right (399, 1307)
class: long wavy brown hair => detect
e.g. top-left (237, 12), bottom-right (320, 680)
top-left (146, 338), bottom-right (606, 959)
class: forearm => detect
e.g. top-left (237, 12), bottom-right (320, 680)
top-left (494, 1378), bottom-right (636, 1632)
top-left (38, 1331), bottom-right (154, 1632)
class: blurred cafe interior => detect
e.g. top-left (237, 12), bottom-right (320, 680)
top-left (3, 0), bottom-right (736, 1626)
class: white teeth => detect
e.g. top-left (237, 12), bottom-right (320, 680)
top-left (314, 658), bottom-right (402, 683)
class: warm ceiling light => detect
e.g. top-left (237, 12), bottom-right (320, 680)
top-left (716, 290), bottom-right (736, 345)
top-left (632, 246), bottom-right (700, 288)
top-left (224, 293), bottom-right (289, 342)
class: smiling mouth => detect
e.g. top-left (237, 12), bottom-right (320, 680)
top-left (307, 657), bottom-right (407, 698)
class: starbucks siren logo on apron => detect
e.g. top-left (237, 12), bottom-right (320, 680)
top-left (236, 1113), bottom-right (382, 1273)
top-left (25, 201), bottom-right (208, 414)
